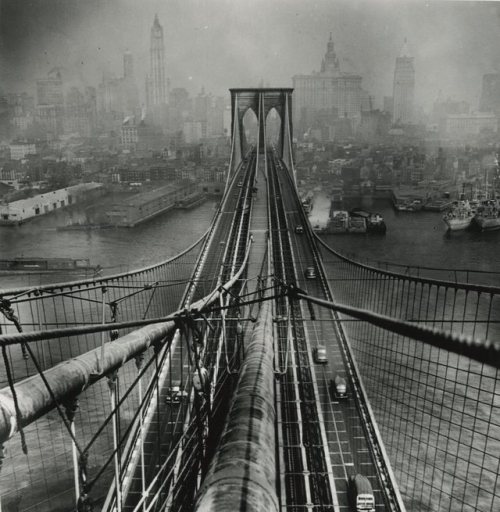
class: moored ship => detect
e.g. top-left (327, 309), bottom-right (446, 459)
top-left (326, 209), bottom-right (386, 234)
top-left (443, 200), bottom-right (476, 231)
top-left (348, 215), bottom-right (366, 233)
top-left (473, 200), bottom-right (500, 231)
top-left (350, 208), bottom-right (387, 234)
top-left (328, 210), bottom-right (349, 233)
top-left (0, 257), bottom-right (101, 274)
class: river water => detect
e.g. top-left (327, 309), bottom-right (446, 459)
top-left (317, 195), bottom-right (500, 277)
top-left (2, 195), bottom-right (499, 290)
top-left (0, 199), bottom-right (218, 290)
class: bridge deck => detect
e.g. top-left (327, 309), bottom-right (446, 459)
top-left (279, 157), bottom-right (389, 511)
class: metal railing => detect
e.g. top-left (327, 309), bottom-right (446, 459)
top-left (0, 234), bottom-right (208, 512)
top-left (317, 236), bottom-right (500, 512)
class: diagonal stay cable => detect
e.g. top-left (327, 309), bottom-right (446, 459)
top-left (0, 290), bottom-right (288, 348)
top-left (85, 342), bottom-right (171, 493)
top-left (293, 290), bottom-right (500, 369)
top-left (82, 334), bottom-right (171, 455)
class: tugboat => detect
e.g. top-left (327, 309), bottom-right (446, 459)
top-left (350, 208), bottom-right (387, 234)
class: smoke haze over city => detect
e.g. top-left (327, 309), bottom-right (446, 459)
top-left (2, 0), bottom-right (500, 110)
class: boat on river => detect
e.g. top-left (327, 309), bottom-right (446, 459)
top-left (328, 210), bottom-right (349, 233)
top-left (326, 209), bottom-right (386, 234)
top-left (57, 223), bottom-right (113, 231)
top-left (443, 200), bottom-right (476, 231)
top-left (473, 200), bottom-right (500, 231)
top-left (0, 257), bottom-right (101, 274)
top-left (350, 208), bottom-right (387, 234)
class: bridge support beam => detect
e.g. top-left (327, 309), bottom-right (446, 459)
top-left (194, 290), bottom-right (278, 512)
top-left (229, 88), bottom-right (294, 182)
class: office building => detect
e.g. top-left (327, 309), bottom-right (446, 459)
top-left (292, 34), bottom-right (366, 137)
top-left (146, 15), bottom-right (168, 109)
top-left (392, 39), bottom-right (415, 125)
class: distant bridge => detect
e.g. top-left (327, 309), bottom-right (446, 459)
top-left (0, 88), bottom-right (499, 512)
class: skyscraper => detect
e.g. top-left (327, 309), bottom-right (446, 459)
top-left (292, 33), bottom-right (367, 138)
top-left (36, 69), bottom-right (65, 137)
top-left (146, 14), bottom-right (167, 108)
top-left (36, 69), bottom-right (64, 106)
top-left (392, 39), bottom-right (415, 125)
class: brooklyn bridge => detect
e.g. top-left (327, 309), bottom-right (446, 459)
top-left (0, 89), bottom-right (499, 512)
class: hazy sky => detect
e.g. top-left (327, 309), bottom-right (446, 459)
top-left (2, 0), bottom-right (500, 111)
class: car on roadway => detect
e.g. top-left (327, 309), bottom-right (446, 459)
top-left (313, 346), bottom-right (328, 364)
top-left (330, 375), bottom-right (348, 399)
top-left (165, 382), bottom-right (188, 404)
top-left (295, 225), bottom-right (304, 234)
top-left (305, 266), bottom-right (317, 279)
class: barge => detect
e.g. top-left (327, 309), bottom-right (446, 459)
top-left (325, 209), bottom-right (386, 234)
top-left (0, 257), bottom-right (101, 273)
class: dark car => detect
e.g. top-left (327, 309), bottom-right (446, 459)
top-left (295, 225), bottom-right (304, 234)
top-left (165, 382), bottom-right (188, 404)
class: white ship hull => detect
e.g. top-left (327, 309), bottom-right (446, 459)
top-left (443, 199), bottom-right (475, 231)
top-left (474, 216), bottom-right (500, 231)
top-left (443, 217), bottom-right (473, 231)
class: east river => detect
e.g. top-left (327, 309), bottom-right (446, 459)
top-left (0, 199), bottom-right (218, 290)
top-left (2, 196), bottom-right (500, 283)
top-left (324, 197), bottom-right (500, 274)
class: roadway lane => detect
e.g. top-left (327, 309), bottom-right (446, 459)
top-left (276, 154), bottom-right (389, 511)
top-left (122, 157), bottom-right (255, 511)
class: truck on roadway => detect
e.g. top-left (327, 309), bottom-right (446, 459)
top-left (348, 474), bottom-right (375, 512)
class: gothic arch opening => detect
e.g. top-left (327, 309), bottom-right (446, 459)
top-left (242, 107), bottom-right (258, 146)
top-left (266, 107), bottom-right (282, 148)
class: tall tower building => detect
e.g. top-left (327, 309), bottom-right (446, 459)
top-left (36, 69), bottom-right (64, 137)
top-left (392, 39), bottom-right (415, 124)
top-left (146, 14), bottom-right (167, 108)
top-left (292, 33), bottom-right (366, 138)
top-left (36, 69), bottom-right (64, 107)
top-left (320, 33), bottom-right (340, 75)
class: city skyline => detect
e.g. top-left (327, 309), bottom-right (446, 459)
top-left (2, 0), bottom-right (500, 113)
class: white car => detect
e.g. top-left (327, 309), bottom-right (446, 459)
top-left (314, 346), bottom-right (328, 364)
top-left (331, 375), bottom-right (348, 399)
top-left (305, 266), bottom-right (317, 279)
